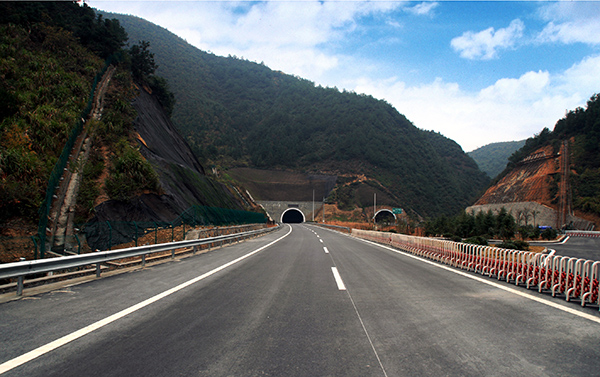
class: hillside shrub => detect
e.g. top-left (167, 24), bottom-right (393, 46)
top-left (541, 228), bottom-right (558, 240)
top-left (464, 236), bottom-right (488, 246)
top-left (498, 239), bottom-right (529, 251)
top-left (105, 142), bottom-right (160, 201)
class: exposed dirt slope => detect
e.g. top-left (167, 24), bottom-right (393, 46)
top-left (474, 146), bottom-right (559, 207)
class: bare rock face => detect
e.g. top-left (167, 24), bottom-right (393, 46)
top-left (85, 87), bottom-right (247, 249)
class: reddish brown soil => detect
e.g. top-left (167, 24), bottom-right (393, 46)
top-left (475, 145), bottom-right (560, 208)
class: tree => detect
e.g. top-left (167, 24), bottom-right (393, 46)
top-left (129, 40), bottom-right (157, 80)
top-left (496, 208), bottom-right (516, 239)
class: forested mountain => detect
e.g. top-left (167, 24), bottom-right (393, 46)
top-left (105, 12), bottom-right (489, 217)
top-left (468, 140), bottom-right (525, 179)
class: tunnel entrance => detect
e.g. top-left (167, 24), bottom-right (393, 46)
top-left (281, 208), bottom-right (305, 223)
top-left (374, 209), bottom-right (396, 225)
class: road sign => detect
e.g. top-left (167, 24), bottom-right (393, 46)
top-left (392, 208), bottom-right (403, 214)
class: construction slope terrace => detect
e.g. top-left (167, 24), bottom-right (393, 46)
top-left (467, 145), bottom-right (594, 230)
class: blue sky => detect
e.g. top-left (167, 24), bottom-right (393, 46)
top-left (89, 1), bottom-right (600, 152)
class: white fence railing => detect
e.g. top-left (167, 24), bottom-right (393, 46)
top-left (353, 229), bottom-right (600, 310)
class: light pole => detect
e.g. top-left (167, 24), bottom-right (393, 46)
top-left (312, 189), bottom-right (315, 222)
top-left (373, 193), bottom-right (376, 229)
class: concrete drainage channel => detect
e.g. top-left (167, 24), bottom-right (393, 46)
top-left (0, 226), bottom-right (279, 301)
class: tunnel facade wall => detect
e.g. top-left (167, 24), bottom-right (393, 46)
top-left (258, 201), bottom-right (322, 223)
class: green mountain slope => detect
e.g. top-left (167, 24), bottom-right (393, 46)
top-left (0, 3), bottom-right (252, 233)
top-left (468, 140), bottom-right (526, 179)
top-left (106, 12), bottom-right (489, 217)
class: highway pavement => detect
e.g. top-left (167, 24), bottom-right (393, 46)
top-left (2, 224), bottom-right (600, 376)
top-left (536, 235), bottom-right (600, 261)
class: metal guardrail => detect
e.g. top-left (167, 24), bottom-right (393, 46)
top-left (1, 226), bottom-right (278, 296)
top-left (353, 229), bottom-right (600, 311)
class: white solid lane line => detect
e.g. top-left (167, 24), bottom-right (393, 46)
top-left (331, 267), bottom-right (346, 290)
top-left (0, 225), bottom-right (293, 375)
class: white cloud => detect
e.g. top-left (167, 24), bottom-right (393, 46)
top-left (537, 2), bottom-right (600, 45)
top-left (405, 2), bottom-right (439, 16)
top-left (351, 55), bottom-right (600, 152)
top-left (451, 19), bottom-right (525, 60)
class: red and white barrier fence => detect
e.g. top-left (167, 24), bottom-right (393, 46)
top-left (353, 229), bottom-right (600, 310)
top-left (566, 230), bottom-right (600, 238)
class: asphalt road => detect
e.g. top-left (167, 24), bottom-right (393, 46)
top-left (2, 224), bottom-right (600, 376)
top-left (536, 235), bottom-right (600, 261)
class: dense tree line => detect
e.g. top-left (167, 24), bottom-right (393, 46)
top-left (424, 209), bottom-right (558, 250)
top-left (0, 2), bottom-right (127, 58)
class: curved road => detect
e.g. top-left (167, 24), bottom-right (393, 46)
top-left (1, 225), bottom-right (600, 376)
top-left (536, 236), bottom-right (600, 261)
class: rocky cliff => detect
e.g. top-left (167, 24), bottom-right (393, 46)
top-left (89, 86), bottom-right (252, 225)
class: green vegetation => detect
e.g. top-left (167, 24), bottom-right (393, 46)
top-left (105, 141), bottom-right (160, 201)
top-left (425, 209), bottom-right (553, 250)
top-left (425, 208), bottom-right (559, 249)
top-left (0, 2), bottom-right (127, 59)
top-left (425, 208), bottom-right (517, 240)
top-left (0, 22), bottom-right (103, 220)
top-left (103, 12), bottom-right (491, 217)
top-left (468, 140), bottom-right (525, 179)
top-left (497, 239), bottom-right (529, 251)
top-left (0, 2), bottom-right (165, 226)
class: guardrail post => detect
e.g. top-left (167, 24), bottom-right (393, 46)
top-left (17, 276), bottom-right (24, 296)
top-left (96, 263), bottom-right (101, 277)
top-left (142, 254), bottom-right (146, 268)
top-left (171, 248), bottom-right (175, 259)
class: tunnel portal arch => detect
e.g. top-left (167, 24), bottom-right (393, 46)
top-left (374, 209), bottom-right (396, 224)
top-left (281, 208), bottom-right (306, 223)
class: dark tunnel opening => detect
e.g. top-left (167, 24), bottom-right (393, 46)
top-left (282, 209), bottom-right (304, 223)
top-left (374, 211), bottom-right (396, 225)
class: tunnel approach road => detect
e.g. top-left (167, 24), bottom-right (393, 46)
top-left (1, 224), bottom-right (600, 376)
